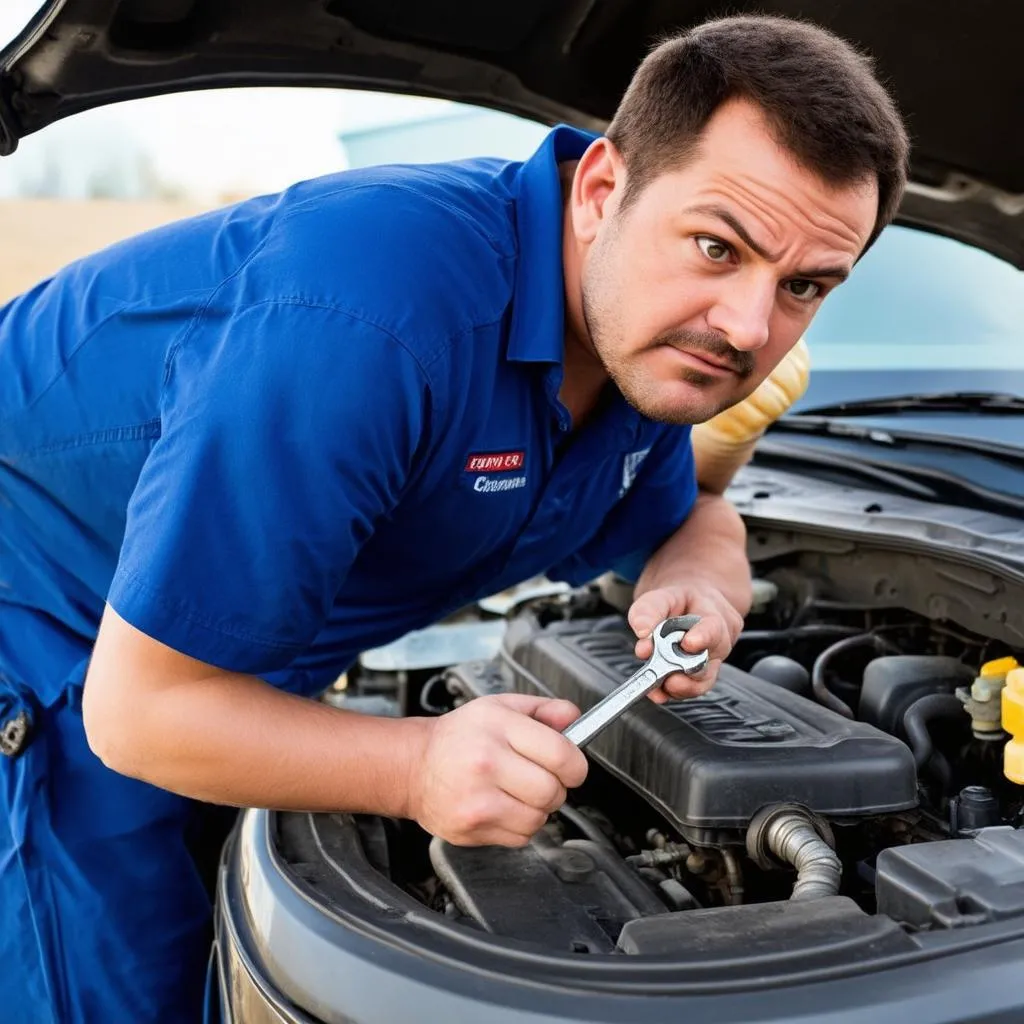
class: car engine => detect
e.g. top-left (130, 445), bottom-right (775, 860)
top-left (483, 615), bottom-right (918, 835)
top-left (325, 550), bottom-right (1024, 955)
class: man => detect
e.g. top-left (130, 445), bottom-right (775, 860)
top-left (0, 13), bottom-right (907, 1021)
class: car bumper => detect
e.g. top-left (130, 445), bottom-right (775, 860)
top-left (211, 810), bottom-right (1024, 1024)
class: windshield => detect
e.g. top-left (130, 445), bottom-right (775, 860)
top-left (805, 226), bottom-right (1024, 372)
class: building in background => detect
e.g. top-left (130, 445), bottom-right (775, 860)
top-left (338, 105), bottom-right (548, 169)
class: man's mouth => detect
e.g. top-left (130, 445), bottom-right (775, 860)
top-left (670, 348), bottom-right (738, 377)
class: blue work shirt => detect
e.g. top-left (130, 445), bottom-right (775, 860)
top-left (0, 125), bottom-right (697, 706)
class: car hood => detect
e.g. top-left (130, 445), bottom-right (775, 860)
top-left (1, 0), bottom-right (1023, 266)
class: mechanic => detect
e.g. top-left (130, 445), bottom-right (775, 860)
top-left (0, 14), bottom-right (908, 1022)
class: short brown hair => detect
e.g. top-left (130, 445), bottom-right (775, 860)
top-left (606, 15), bottom-right (909, 251)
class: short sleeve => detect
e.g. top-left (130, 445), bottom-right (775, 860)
top-left (107, 300), bottom-right (430, 673)
top-left (547, 426), bottom-right (698, 586)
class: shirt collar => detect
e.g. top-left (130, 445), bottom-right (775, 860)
top-left (506, 124), bottom-right (598, 364)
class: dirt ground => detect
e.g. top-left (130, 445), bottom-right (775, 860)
top-left (0, 198), bottom-right (218, 304)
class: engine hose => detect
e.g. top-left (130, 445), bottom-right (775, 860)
top-left (739, 624), bottom-right (863, 644)
top-left (902, 693), bottom-right (964, 790)
top-left (720, 847), bottom-right (744, 905)
top-left (750, 809), bottom-right (842, 901)
top-left (775, 816), bottom-right (841, 901)
top-left (811, 633), bottom-right (901, 719)
top-left (557, 804), bottom-right (618, 852)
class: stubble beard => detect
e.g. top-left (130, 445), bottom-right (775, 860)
top-left (580, 255), bottom-right (756, 426)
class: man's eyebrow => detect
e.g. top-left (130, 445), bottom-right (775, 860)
top-left (684, 203), bottom-right (779, 261)
top-left (684, 203), bottom-right (852, 281)
top-left (794, 263), bottom-right (850, 282)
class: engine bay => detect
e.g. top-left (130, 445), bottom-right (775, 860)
top-left (312, 541), bottom-right (1024, 958)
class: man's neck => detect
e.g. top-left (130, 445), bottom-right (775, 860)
top-left (559, 332), bottom-right (610, 431)
top-left (557, 159), bottom-right (609, 431)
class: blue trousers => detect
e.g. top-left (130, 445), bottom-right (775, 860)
top-left (0, 679), bottom-right (236, 1022)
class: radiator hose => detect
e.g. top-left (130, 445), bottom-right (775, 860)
top-left (902, 692), bottom-right (964, 790)
top-left (746, 805), bottom-right (841, 901)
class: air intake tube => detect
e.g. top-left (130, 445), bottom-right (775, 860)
top-left (746, 805), bottom-right (841, 901)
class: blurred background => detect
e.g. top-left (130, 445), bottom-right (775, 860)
top-left (0, 0), bottom-right (547, 303)
top-left (2, 1), bottom-right (1020, 380)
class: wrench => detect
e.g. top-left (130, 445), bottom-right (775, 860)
top-left (562, 616), bottom-right (709, 748)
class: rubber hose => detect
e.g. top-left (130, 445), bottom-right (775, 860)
top-left (557, 804), bottom-right (618, 852)
top-left (739, 625), bottom-right (863, 644)
top-left (811, 633), bottom-right (900, 719)
top-left (902, 692), bottom-right (964, 789)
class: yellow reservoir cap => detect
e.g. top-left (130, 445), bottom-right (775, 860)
top-left (982, 656), bottom-right (1019, 678)
top-left (1003, 667), bottom-right (1024, 784)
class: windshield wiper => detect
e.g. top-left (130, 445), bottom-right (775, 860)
top-left (797, 390), bottom-right (1024, 417)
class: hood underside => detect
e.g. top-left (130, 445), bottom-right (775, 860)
top-left (2, 0), bottom-right (1022, 265)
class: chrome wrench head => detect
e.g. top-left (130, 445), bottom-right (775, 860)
top-left (650, 615), bottom-right (710, 677)
top-left (562, 615), bottom-right (710, 748)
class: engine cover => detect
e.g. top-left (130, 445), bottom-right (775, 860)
top-left (499, 616), bottom-right (917, 840)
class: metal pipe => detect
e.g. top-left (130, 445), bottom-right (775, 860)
top-left (763, 811), bottom-right (842, 901)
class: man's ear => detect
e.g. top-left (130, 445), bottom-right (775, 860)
top-left (570, 138), bottom-right (626, 244)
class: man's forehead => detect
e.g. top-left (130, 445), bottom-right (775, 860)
top-left (666, 163), bottom-right (877, 260)
top-left (651, 98), bottom-right (879, 253)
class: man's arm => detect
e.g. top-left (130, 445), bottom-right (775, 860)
top-left (627, 491), bottom-right (750, 701)
top-left (85, 301), bottom-right (587, 849)
top-left (634, 490), bottom-right (752, 613)
top-left (626, 340), bottom-right (811, 698)
top-left (84, 606), bottom-right (587, 848)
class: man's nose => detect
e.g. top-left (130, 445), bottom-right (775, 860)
top-left (705, 277), bottom-right (773, 352)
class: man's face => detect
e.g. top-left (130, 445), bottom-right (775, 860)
top-left (570, 98), bottom-right (878, 424)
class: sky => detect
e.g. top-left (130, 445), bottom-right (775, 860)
top-left (0, 0), bottom-right (462, 198)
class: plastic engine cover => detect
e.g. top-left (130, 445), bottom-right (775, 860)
top-left (501, 616), bottom-right (917, 839)
top-left (875, 826), bottom-right (1024, 929)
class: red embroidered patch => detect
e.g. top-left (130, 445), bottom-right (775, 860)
top-left (464, 450), bottom-right (525, 473)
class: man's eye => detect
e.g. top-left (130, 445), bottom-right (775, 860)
top-left (785, 279), bottom-right (822, 302)
top-left (695, 236), bottom-right (732, 263)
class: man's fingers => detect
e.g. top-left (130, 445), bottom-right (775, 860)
top-left (634, 635), bottom-right (654, 661)
top-left (491, 693), bottom-right (571, 720)
top-left (627, 589), bottom-right (676, 641)
top-left (449, 789), bottom-right (548, 845)
top-left (655, 661), bottom-right (721, 701)
top-left (528, 698), bottom-right (582, 734)
top-left (491, 693), bottom-right (582, 733)
top-left (680, 614), bottom-right (727, 659)
top-left (636, 614), bottom-right (725, 672)
top-left (495, 754), bottom-right (567, 814)
top-left (505, 713), bottom-right (588, 789)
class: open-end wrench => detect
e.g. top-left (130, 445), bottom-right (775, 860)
top-left (562, 616), bottom-right (709, 748)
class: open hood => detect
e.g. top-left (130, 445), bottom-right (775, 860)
top-left (2, 0), bottom-right (1022, 265)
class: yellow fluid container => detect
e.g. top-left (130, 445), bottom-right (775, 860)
top-left (962, 656), bottom-right (1019, 740)
top-left (982, 656), bottom-right (1019, 680)
top-left (1002, 666), bottom-right (1024, 784)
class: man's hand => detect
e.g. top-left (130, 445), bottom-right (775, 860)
top-left (407, 694), bottom-right (589, 847)
top-left (628, 583), bottom-right (744, 702)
